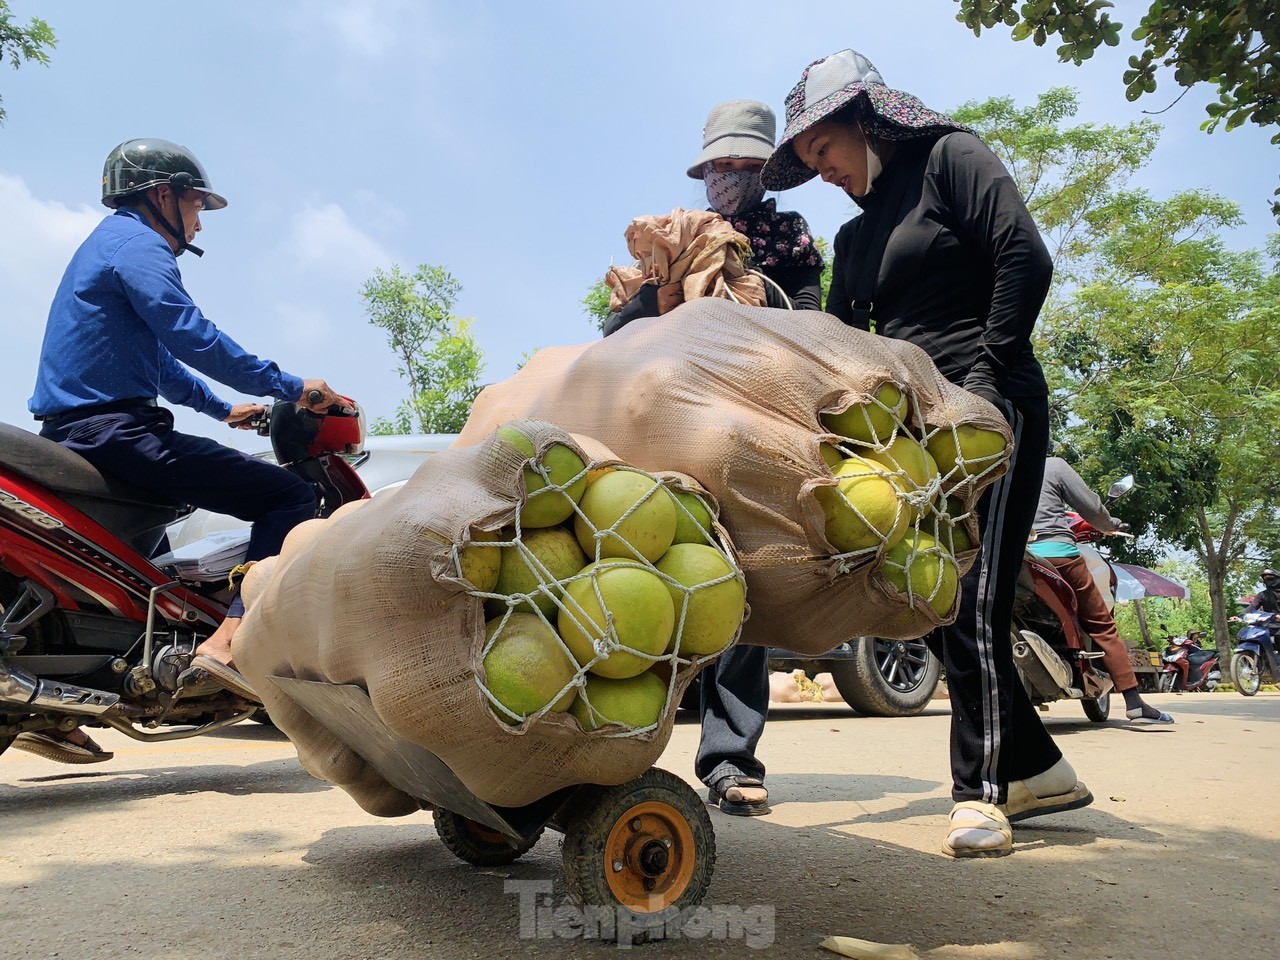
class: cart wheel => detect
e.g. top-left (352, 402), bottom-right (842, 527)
top-left (560, 767), bottom-right (715, 943)
top-left (432, 809), bottom-right (542, 866)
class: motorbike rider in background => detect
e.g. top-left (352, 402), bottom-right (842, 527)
top-left (1228, 568), bottom-right (1280, 657)
top-left (18, 139), bottom-right (346, 765)
top-left (1029, 456), bottom-right (1173, 724)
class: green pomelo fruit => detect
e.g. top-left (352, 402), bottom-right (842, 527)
top-left (558, 561), bottom-right (675, 678)
top-left (817, 456), bottom-right (912, 553)
top-left (926, 424), bottom-right (1009, 482)
top-left (490, 526), bottom-right (587, 617)
top-left (574, 471), bottom-right (677, 563)
top-left (670, 489), bottom-right (714, 545)
top-left (882, 532), bottom-right (959, 616)
top-left (860, 435), bottom-right (940, 496)
top-left (820, 442), bottom-right (844, 471)
top-left (460, 529), bottom-right (501, 593)
top-left (482, 613), bottom-right (577, 724)
top-left (497, 425), bottom-right (587, 528)
top-left (655, 544), bottom-right (745, 656)
top-left (570, 671), bottom-right (668, 732)
top-left (821, 383), bottom-right (907, 445)
top-left (942, 498), bottom-right (975, 553)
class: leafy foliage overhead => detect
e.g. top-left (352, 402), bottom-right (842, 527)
top-left (956, 2), bottom-right (1277, 143)
top-left (0, 2), bottom-right (56, 126)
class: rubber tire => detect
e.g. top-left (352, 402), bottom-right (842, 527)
top-left (433, 809), bottom-right (542, 866)
top-left (830, 636), bottom-right (942, 717)
top-left (1082, 690), bottom-right (1111, 722)
top-left (1231, 652), bottom-right (1261, 697)
top-left (560, 767), bottom-right (715, 943)
top-left (1158, 672), bottom-right (1178, 693)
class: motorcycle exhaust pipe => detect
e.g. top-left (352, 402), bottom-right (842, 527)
top-left (0, 657), bottom-right (121, 716)
top-left (1012, 631), bottom-right (1074, 699)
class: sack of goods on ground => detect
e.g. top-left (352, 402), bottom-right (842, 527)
top-left (456, 299), bottom-right (1012, 654)
top-left (233, 420), bottom-right (747, 814)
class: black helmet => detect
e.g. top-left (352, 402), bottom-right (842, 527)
top-left (1263, 568), bottom-right (1280, 589)
top-left (101, 139), bottom-right (228, 210)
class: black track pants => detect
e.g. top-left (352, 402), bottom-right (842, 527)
top-left (924, 394), bottom-right (1060, 804)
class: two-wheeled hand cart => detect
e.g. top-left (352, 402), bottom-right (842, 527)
top-left (271, 677), bottom-right (716, 943)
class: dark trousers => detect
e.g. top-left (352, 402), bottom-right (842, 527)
top-left (695, 642), bottom-right (770, 788)
top-left (924, 395), bottom-right (1061, 805)
top-left (41, 405), bottom-right (316, 566)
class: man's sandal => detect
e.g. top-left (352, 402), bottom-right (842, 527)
top-left (707, 776), bottom-right (771, 817)
top-left (942, 801), bottom-right (1012, 859)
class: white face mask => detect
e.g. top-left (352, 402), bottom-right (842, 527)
top-left (704, 167), bottom-right (767, 217)
top-left (863, 133), bottom-right (883, 195)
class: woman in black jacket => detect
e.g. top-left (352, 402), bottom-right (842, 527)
top-left (605, 99), bottom-right (823, 817)
top-left (762, 49), bottom-right (1089, 857)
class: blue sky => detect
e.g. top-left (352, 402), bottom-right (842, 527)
top-left (1, 1), bottom-right (1275, 447)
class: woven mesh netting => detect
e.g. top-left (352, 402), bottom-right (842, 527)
top-left (234, 421), bottom-right (746, 812)
top-left (455, 300), bottom-right (1013, 653)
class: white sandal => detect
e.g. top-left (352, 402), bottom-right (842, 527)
top-left (942, 801), bottom-right (1012, 859)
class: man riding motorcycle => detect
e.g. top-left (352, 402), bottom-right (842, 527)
top-left (18, 139), bottom-right (345, 765)
top-left (1028, 457), bottom-right (1173, 724)
top-left (1242, 568), bottom-right (1280, 615)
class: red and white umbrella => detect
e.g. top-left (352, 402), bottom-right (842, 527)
top-left (1114, 563), bottom-right (1190, 602)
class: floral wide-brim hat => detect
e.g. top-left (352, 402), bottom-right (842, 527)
top-left (761, 48), bottom-right (968, 191)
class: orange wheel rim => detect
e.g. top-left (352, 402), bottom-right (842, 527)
top-left (602, 800), bottom-right (696, 911)
top-left (463, 818), bottom-right (508, 845)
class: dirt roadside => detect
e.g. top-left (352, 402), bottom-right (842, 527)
top-left (1, 692), bottom-right (1277, 960)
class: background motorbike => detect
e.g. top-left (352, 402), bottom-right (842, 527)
top-left (1011, 474), bottom-right (1135, 722)
top-left (1230, 611), bottom-right (1280, 696)
top-left (0, 396), bottom-right (367, 760)
top-left (1157, 626), bottom-right (1221, 692)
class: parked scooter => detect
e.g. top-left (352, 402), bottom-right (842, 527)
top-left (1230, 612), bottom-right (1280, 696)
top-left (1157, 626), bottom-right (1221, 693)
top-left (1012, 475), bottom-right (1135, 722)
top-left (0, 397), bottom-right (367, 760)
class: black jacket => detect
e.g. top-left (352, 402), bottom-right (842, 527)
top-left (826, 132), bottom-right (1051, 398)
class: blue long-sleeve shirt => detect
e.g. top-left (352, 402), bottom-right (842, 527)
top-left (29, 209), bottom-right (303, 420)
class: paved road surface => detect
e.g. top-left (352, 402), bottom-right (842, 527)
top-left (2, 693), bottom-right (1278, 959)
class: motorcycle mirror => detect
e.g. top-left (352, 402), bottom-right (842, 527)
top-left (1106, 474), bottom-right (1136, 501)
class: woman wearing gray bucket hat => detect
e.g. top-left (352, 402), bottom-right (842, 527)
top-left (764, 50), bottom-right (1089, 858)
top-left (602, 99), bottom-right (824, 336)
top-left (603, 100), bottom-right (824, 818)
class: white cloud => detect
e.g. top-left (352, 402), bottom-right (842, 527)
top-left (282, 202), bottom-right (394, 279)
top-left (319, 0), bottom-right (410, 57)
top-left (0, 174), bottom-right (105, 425)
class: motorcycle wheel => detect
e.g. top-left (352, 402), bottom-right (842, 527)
top-left (1230, 652), bottom-right (1261, 697)
top-left (1081, 690), bottom-right (1111, 723)
top-left (1158, 672), bottom-right (1178, 693)
top-left (829, 636), bottom-right (942, 717)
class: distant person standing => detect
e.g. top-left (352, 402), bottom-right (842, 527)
top-left (605, 99), bottom-right (824, 816)
top-left (1029, 457), bottom-right (1173, 724)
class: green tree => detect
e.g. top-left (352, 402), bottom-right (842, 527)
top-left (1042, 190), bottom-right (1280, 650)
top-left (951, 87), bottom-right (1160, 286)
top-left (361, 264), bottom-right (485, 435)
top-left (0, 2), bottom-right (56, 125)
top-left (582, 278), bottom-right (611, 332)
top-left (955, 1), bottom-right (1279, 216)
top-left (955, 1), bottom-right (1278, 141)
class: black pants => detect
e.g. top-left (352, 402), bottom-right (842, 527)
top-left (695, 642), bottom-right (770, 788)
top-left (924, 394), bottom-right (1060, 805)
top-left (41, 405), bottom-right (316, 567)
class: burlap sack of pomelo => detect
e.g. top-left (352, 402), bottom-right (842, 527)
top-left (233, 420), bottom-right (746, 815)
top-left (455, 300), bottom-right (1011, 653)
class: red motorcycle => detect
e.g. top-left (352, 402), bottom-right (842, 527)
top-left (1011, 475), bottom-right (1135, 722)
top-left (1157, 627), bottom-right (1221, 693)
top-left (0, 398), bottom-right (367, 760)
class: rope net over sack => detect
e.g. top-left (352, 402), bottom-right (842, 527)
top-left (454, 300), bottom-right (1012, 654)
top-left (233, 420), bottom-right (746, 813)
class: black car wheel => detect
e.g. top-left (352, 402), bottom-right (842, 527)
top-left (830, 636), bottom-right (942, 717)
